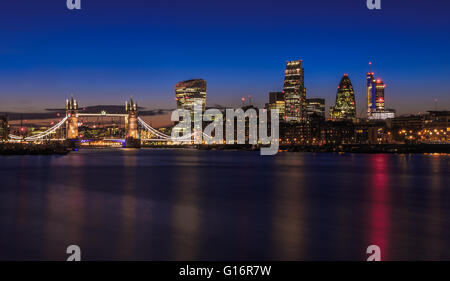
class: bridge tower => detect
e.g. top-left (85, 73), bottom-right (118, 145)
top-left (125, 98), bottom-right (140, 147)
top-left (66, 96), bottom-right (79, 139)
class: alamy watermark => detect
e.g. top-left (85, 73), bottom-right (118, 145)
top-left (67, 0), bottom-right (81, 10)
top-left (66, 1), bottom-right (381, 11)
top-left (366, 245), bottom-right (381, 261)
top-left (367, 0), bottom-right (381, 10)
top-left (65, 244), bottom-right (379, 261)
top-left (66, 245), bottom-right (81, 261)
top-left (171, 105), bottom-right (280, 156)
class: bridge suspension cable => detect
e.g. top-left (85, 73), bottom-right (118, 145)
top-left (137, 117), bottom-right (172, 139)
top-left (137, 117), bottom-right (213, 142)
top-left (24, 116), bottom-right (68, 141)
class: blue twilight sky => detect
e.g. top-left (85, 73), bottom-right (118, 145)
top-left (0, 0), bottom-right (449, 115)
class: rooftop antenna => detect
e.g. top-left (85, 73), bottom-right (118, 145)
top-left (434, 98), bottom-right (438, 111)
top-left (369, 61), bottom-right (372, 74)
top-left (248, 95), bottom-right (252, 106)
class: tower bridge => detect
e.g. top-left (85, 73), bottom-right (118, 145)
top-left (8, 97), bottom-right (210, 147)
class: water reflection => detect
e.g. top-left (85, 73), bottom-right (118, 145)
top-left (170, 152), bottom-right (202, 260)
top-left (272, 154), bottom-right (306, 260)
top-left (0, 150), bottom-right (449, 260)
top-left (43, 154), bottom-right (86, 260)
top-left (367, 154), bottom-right (390, 260)
top-left (116, 151), bottom-right (138, 259)
top-left (425, 155), bottom-right (444, 259)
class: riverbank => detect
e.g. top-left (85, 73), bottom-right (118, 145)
top-left (2, 142), bottom-right (448, 155)
top-left (0, 142), bottom-right (71, 155)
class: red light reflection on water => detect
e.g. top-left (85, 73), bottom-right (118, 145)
top-left (368, 154), bottom-right (390, 260)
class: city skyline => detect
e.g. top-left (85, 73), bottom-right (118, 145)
top-left (0, 62), bottom-right (445, 118)
top-left (0, 0), bottom-right (450, 114)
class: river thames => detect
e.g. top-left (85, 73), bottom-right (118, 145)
top-left (0, 149), bottom-right (449, 260)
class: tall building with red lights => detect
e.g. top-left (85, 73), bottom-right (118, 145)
top-left (366, 71), bottom-right (395, 120)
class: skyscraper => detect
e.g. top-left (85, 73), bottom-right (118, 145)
top-left (367, 72), bottom-right (374, 116)
top-left (367, 71), bottom-right (395, 120)
top-left (175, 79), bottom-right (207, 112)
top-left (375, 78), bottom-right (385, 111)
top-left (306, 98), bottom-right (325, 119)
top-left (267, 92), bottom-right (285, 120)
top-left (330, 74), bottom-right (356, 120)
top-left (366, 72), bottom-right (382, 114)
top-left (283, 60), bottom-right (306, 122)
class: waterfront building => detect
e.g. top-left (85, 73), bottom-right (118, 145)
top-left (389, 111), bottom-right (449, 143)
top-left (423, 111), bottom-right (449, 143)
top-left (175, 79), bottom-right (207, 113)
top-left (426, 110), bottom-right (449, 124)
top-left (355, 120), bottom-right (391, 144)
top-left (330, 74), bottom-right (356, 121)
top-left (280, 121), bottom-right (311, 144)
top-left (306, 98), bottom-right (325, 119)
top-left (267, 92), bottom-right (285, 120)
top-left (322, 120), bottom-right (355, 144)
top-left (389, 114), bottom-right (423, 143)
top-left (283, 60), bottom-right (306, 122)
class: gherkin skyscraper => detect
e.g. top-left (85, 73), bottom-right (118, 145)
top-left (330, 74), bottom-right (356, 120)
